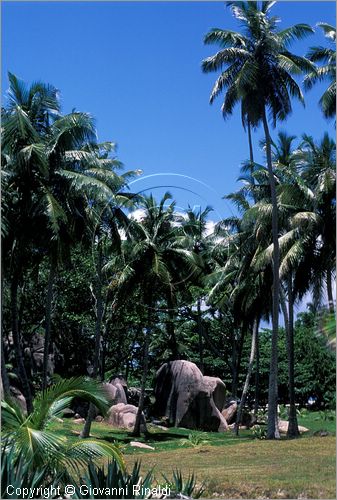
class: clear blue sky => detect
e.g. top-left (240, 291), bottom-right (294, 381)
top-left (2, 1), bottom-right (335, 222)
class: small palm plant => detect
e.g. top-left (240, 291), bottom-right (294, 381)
top-left (162, 470), bottom-right (205, 499)
top-left (1, 376), bottom-right (124, 473)
top-left (73, 460), bottom-right (153, 499)
top-left (179, 432), bottom-right (210, 449)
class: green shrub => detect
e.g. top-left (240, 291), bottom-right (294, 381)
top-left (252, 425), bottom-right (267, 440)
top-left (179, 432), bottom-right (210, 448)
top-left (72, 460), bottom-right (153, 499)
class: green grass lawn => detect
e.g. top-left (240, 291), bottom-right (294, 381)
top-left (50, 412), bottom-right (336, 498)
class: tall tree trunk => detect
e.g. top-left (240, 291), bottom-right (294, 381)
top-left (286, 274), bottom-right (300, 438)
top-left (326, 268), bottom-right (334, 314)
top-left (197, 297), bottom-right (204, 373)
top-left (132, 294), bottom-right (152, 437)
top-left (231, 328), bottom-right (245, 398)
top-left (81, 245), bottom-right (103, 439)
top-left (247, 119), bottom-right (255, 175)
top-left (262, 107), bottom-right (280, 440)
top-left (1, 337), bottom-right (11, 397)
top-left (254, 329), bottom-right (260, 415)
top-left (1, 268), bottom-right (11, 397)
top-left (10, 272), bottom-right (33, 413)
top-left (132, 328), bottom-right (150, 437)
top-left (100, 338), bottom-right (106, 382)
top-left (42, 256), bottom-right (56, 390)
top-left (280, 283), bottom-right (300, 438)
top-left (166, 292), bottom-right (179, 360)
top-left (235, 319), bottom-right (258, 435)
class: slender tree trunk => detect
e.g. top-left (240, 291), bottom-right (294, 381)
top-left (254, 329), bottom-right (260, 415)
top-left (326, 268), bottom-right (334, 314)
top-left (10, 272), bottom-right (33, 413)
top-left (101, 338), bottom-right (106, 382)
top-left (132, 328), bottom-right (150, 437)
top-left (231, 328), bottom-right (245, 398)
top-left (280, 283), bottom-right (300, 438)
top-left (235, 319), bottom-right (258, 436)
top-left (81, 245), bottom-right (103, 439)
top-left (132, 295), bottom-right (152, 437)
top-left (1, 268), bottom-right (11, 397)
top-left (42, 256), bottom-right (56, 390)
top-left (286, 274), bottom-right (300, 438)
top-left (247, 120), bottom-right (255, 175)
top-left (18, 282), bottom-right (26, 338)
top-left (1, 337), bottom-right (11, 397)
top-left (166, 292), bottom-right (179, 360)
top-left (197, 297), bottom-right (204, 373)
top-left (262, 107), bottom-right (280, 440)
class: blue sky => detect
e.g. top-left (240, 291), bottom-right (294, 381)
top-left (2, 1), bottom-right (335, 223)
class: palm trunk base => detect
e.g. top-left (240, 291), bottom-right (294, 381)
top-left (287, 409), bottom-right (300, 438)
top-left (80, 403), bottom-right (96, 438)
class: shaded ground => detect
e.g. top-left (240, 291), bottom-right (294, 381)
top-left (50, 413), bottom-right (336, 498)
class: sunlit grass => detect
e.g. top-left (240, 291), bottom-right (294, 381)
top-left (49, 412), bottom-right (336, 498)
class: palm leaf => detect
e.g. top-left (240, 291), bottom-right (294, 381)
top-left (63, 440), bottom-right (125, 472)
top-left (31, 376), bottom-right (110, 429)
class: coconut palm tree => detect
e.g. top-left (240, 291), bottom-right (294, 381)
top-left (1, 376), bottom-right (124, 472)
top-left (2, 74), bottom-right (136, 399)
top-left (256, 131), bottom-right (335, 435)
top-left (282, 133), bottom-right (336, 311)
top-left (305, 23), bottom-right (336, 119)
top-left (79, 150), bottom-right (141, 439)
top-left (110, 193), bottom-right (197, 436)
top-left (2, 73), bottom-right (62, 411)
top-left (273, 132), bottom-right (302, 437)
top-left (181, 206), bottom-right (214, 371)
top-left (202, 0), bottom-right (314, 438)
top-left (210, 175), bottom-right (274, 431)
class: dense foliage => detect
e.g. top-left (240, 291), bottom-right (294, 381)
top-left (1, 3), bottom-right (336, 494)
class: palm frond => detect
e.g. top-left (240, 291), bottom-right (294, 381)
top-left (63, 440), bottom-right (125, 472)
top-left (31, 376), bottom-right (110, 429)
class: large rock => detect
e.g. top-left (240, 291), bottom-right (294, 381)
top-left (106, 403), bottom-right (146, 431)
top-left (278, 419), bottom-right (309, 434)
top-left (203, 376), bottom-right (227, 411)
top-left (127, 387), bottom-right (152, 416)
top-left (71, 378), bottom-right (128, 418)
top-left (24, 333), bottom-right (55, 376)
top-left (104, 378), bottom-right (128, 406)
top-left (153, 360), bottom-right (228, 432)
top-left (222, 401), bottom-right (237, 424)
top-left (10, 386), bottom-right (27, 414)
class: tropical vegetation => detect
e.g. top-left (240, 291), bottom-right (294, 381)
top-left (1, 1), bottom-right (335, 498)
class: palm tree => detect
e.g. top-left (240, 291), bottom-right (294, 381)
top-left (257, 131), bottom-right (335, 435)
top-left (210, 176), bottom-right (273, 431)
top-left (79, 148), bottom-right (141, 439)
top-left (2, 74), bottom-right (135, 398)
top-left (282, 133), bottom-right (336, 311)
top-left (202, 0), bottom-right (314, 438)
top-left (181, 206), bottom-right (214, 372)
top-left (40, 113), bottom-right (99, 390)
top-left (2, 73), bottom-right (62, 411)
top-left (270, 132), bottom-right (301, 437)
top-left (1, 377), bottom-right (124, 472)
top-left (110, 193), bottom-right (196, 436)
top-left (305, 23), bottom-right (336, 119)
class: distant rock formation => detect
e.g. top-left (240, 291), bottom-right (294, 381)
top-left (106, 402), bottom-right (146, 431)
top-left (153, 360), bottom-right (228, 432)
top-left (104, 377), bottom-right (128, 405)
top-left (222, 400), bottom-right (238, 424)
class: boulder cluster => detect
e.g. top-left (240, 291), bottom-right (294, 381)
top-left (100, 360), bottom-right (244, 432)
top-left (153, 360), bottom-right (229, 431)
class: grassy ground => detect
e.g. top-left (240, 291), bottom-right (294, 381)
top-left (51, 412), bottom-right (336, 498)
